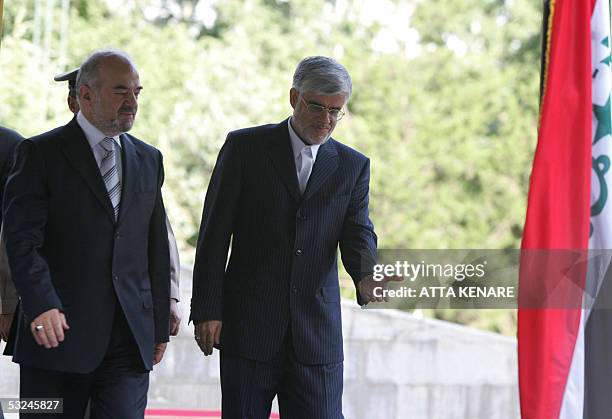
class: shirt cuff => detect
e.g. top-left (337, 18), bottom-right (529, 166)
top-left (170, 282), bottom-right (180, 302)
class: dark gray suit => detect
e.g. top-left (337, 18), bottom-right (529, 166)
top-left (0, 126), bottom-right (23, 355)
top-left (3, 117), bottom-right (170, 418)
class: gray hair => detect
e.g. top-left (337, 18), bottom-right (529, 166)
top-left (76, 49), bottom-right (136, 100)
top-left (292, 56), bottom-right (352, 97)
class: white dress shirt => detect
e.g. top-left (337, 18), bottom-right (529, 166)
top-left (288, 118), bottom-right (321, 181)
top-left (76, 111), bottom-right (123, 180)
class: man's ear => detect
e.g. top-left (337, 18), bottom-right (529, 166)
top-left (289, 88), bottom-right (298, 109)
top-left (67, 96), bottom-right (79, 114)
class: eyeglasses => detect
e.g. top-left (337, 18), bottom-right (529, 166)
top-left (300, 97), bottom-right (345, 121)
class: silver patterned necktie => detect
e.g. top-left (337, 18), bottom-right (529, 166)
top-left (99, 137), bottom-right (121, 220)
top-left (297, 146), bottom-right (314, 194)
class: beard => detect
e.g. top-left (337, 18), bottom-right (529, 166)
top-left (91, 98), bottom-right (136, 136)
top-left (301, 124), bottom-right (333, 145)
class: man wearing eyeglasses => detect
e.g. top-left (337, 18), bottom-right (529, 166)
top-left (191, 56), bottom-right (381, 418)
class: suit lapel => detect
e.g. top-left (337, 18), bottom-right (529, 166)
top-left (116, 134), bottom-right (142, 226)
top-left (302, 138), bottom-right (338, 201)
top-left (266, 119), bottom-right (302, 202)
top-left (59, 118), bottom-right (115, 222)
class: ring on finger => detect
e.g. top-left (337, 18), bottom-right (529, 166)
top-left (35, 325), bottom-right (44, 332)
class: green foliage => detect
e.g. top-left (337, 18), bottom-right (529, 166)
top-left (0, 0), bottom-right (543, 336)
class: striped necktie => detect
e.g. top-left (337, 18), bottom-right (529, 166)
top-left (99, 137), bottom-right (121, 220)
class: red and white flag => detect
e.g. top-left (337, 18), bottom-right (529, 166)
top-left (519, 0), bottom-right (612, 417)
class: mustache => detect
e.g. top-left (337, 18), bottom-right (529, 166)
top-left (119, 106), bottom-right (136, 113)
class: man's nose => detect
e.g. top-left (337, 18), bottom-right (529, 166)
top-left (126, 92), bottom-right (138, 108)
top-left (318, 109), bottom-right (332, 124)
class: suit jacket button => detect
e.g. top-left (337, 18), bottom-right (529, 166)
top-left (292, 286), bottom-right (298, 293)
top-left (113, 275), bottom-right (119, 281)
top-left (295, 249), bottom-right (302, 256)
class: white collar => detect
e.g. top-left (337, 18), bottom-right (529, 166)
top-left (76, 111), bottom-right (122, 150)
top-left (288, 118), bottom-right (321, 161)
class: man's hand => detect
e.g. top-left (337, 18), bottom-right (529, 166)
top-left (194, 320), bottom-right (222, 356)
top-left (0, 313), bottom-right (14, 342)
top-left (30, 308), bottom-right (69, 349)
top-left (169, 298), bottom-right (181, 336)
top-left (357, 274), bottom-right (403, 304)
top-left (153, 342), bottom-right (167, 365)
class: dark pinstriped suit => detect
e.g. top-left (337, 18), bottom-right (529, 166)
top-left (191, 118), bottom-right (377, 417)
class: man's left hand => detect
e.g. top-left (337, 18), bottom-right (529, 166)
top-left (153, 342), bottom-right (167, 365)
top-left (169, 299), bottom-right (181, 336)
top-left (357, 274), bottom-right (403, 304)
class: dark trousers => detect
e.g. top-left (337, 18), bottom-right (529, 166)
top-left (220, 330), bottom-right (344, 419)
top-left (19, 306), bottom-right (149, 419)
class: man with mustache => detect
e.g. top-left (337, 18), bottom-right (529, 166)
top-left (3, 49), bottom-right (171, 418)
top-left (0, 68), bottom-right (183, 350)
top-left (191, 56), bottom-right (380, 418)
top-left (54, 67), bottom-right (183, 336)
